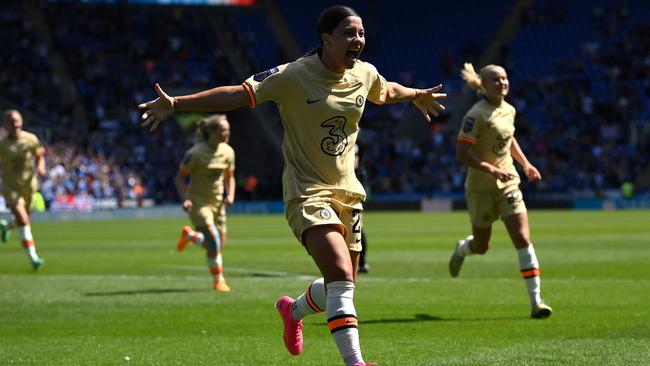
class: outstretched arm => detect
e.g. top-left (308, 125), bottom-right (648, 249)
top-left (384, 83), bottom-right (447, 122)
top-left (138, 83), bottom-right (250, 131)
top-left (510, 137), bottom-right (542, 181)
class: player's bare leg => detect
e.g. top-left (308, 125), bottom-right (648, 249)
top-left (306, 225), bottom-right (365, 365)
top-left (201, 225), bottom-right (229, 292)
top-left (449, 226), bottom-right (491, 277)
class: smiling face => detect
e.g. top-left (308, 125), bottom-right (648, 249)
top-left (321, 16), bottom-right (365, 73)
top-left (481, 65), bottom-right (509, 103)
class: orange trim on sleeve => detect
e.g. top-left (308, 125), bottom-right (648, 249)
top-left (178, 166), bottom-right (190, 176)
top-left (458, 136), bottom-right (477, 144)
top-left (242, 82), bottom-right (256, 108)
top-left (36, 147), bottom-right (46, 157)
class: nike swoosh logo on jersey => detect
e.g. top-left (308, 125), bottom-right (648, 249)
top-left (307, 98), bottom-right (321, 104)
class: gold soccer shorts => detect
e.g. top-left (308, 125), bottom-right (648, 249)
top-left (466, 187), bottom-right (527, 228)
top-left (189, 201), bottom-right (227, 234)
top-left (285, 194), bottom-right (363, 252)
top-left (3, 187), bottom-right (33, 209)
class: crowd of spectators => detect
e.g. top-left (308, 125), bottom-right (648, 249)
top-left (2, 3), bottom-right (234, 206)
top-left (44, 2), bottom-right (238, 204)
top-left (41, 142), bottom-right (145, 210)
top-left (0, 3), bottom-right (69, 133)
top-left (1, 2), bottom-right (648, 209)
top-left (356, 1), bottom-right (650, 199)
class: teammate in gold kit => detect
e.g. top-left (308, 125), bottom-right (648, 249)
top-left (138, 6), bottom-right (445, 365)
top-left (175, 114), bottom-right (235, 292)
top-left (0, 110), bottom-right (46, 270)
top-left (449, 63), bottom-right (552, 319)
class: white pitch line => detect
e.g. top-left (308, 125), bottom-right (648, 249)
top-left (163, 264), bottom-right (316, 281)
top-left (0, 272), bottom-right (645, 285)
top-left (0, 274), bottom-right (208, 282)
top-left (160, 266), bottom-right (648, 285)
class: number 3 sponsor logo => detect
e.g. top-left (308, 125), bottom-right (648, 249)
top-left (320, 116), bottom-right (348, 156)
top-left (492, 133), bottom-right (511, 156)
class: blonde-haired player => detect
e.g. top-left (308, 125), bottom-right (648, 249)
top-left (0, 110), bottom-right (46, 270)
top-left (138, 5), bottom-right (445, 364)
top-left (175, 114), bottom-right (235, 292)
top-left (450, 63), bottom-right (552, 319)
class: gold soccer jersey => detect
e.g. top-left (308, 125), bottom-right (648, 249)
top-left (243, 54), bottom-right (388, 201)
top-left (180, 141), bottom-right (235, 205)
top-left (458, 99), bottom-right (520, 191)
top-left (0, 131), bottom-right (44, 192)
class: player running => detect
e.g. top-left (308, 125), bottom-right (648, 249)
top-left (138, 5), bottom-right (445, 364)
top-left (175, 114), bottom-right (235, 292)
top-left (449, 63), bottom-right (552, 319)
top-left (0, 110), bottom-right (46, 270)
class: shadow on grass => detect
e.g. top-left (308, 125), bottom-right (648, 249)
top-left (306, 314), bottom-right (446, 326)
top-left (357, 313), bottom-right (525, 325)
top-left (361, 313), bottom-right (445, 324)
top-left (84, 288), bottom-right (197, 296)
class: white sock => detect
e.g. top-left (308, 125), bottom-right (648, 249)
top-left (518, 245), bottom-right (542, 305)
top-left (18, 225), bottom-right (38, 261)
top-left (457, 235), bottom-right (474, 257)
top-left (186, 230), bottom-right (204, 244)
top-left (207, 254), bottom-right (224, 282)
top-left (292, 278), bottom-right (326, 320)
top-left (216, 254), bottom-right (224, 282)
top-left (326, 281), bottom-right (363, 366)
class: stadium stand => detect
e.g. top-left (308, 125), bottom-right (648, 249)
top-left (1, 0), bottom-right (647, 209)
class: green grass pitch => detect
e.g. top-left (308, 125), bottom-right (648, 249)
top-left (1, 210), bottom-right (649, 365)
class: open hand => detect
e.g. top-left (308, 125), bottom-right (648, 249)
top-left (413, 84), bottom-right (447, 122)
top-left (138, 83), bottom-right (175, 131)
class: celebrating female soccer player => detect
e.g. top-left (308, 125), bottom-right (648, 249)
top-left (175, 114), bottom-right (235, 292)
top-left (0, 110), bottom-right (46, 270)
top-left (139, 5), bottom-right (446, 365)
top-left (449, 63), bottom-right (552, 319)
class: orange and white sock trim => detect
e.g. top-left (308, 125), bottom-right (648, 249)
top-left (521, 268), bottom-right (540, 279)
top-left (21, 240), bottom-right (35, 248)
top-left (306, 281), bottom-right (325, 313)
top-left (327, 314), bottom-right (358, 333)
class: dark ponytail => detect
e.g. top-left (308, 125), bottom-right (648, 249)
top-left (305, 5), bottom-right (359, 57)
